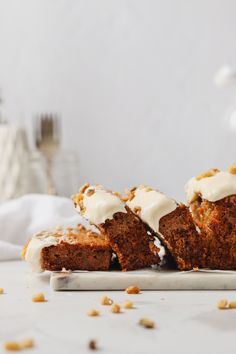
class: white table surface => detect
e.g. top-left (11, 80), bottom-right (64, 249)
top-left (0, 261), bottom-right (236, 354)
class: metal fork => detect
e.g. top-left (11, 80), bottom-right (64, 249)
top-left (35, 114), bottom-right (60, 195)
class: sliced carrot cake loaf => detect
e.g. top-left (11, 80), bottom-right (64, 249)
top-left (126, 185), bottom-right (203, 270)
top-left (185, 165), bottom-right (236, 269)
top-left (22, 225), bottom-right (112, 272)
top-left (73, 184), bottom-right (160, 271)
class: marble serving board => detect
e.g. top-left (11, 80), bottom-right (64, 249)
top-left (50, 269), bottom-right (236, 291)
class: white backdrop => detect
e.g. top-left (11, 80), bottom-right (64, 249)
top-left (0, 0), bottom-right (236, 200)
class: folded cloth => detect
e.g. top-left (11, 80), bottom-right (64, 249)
top-left (0, 194), bottom-right (89, 261)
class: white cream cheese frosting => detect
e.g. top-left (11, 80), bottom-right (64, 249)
top-left (126, 186), bottom-right (177, 233)
top-left (75, 185), bottom-right (127, 225)
top-left (185, 170), bottom-right (236, 203)
top-left (25, 231), bottom-right (59, 272)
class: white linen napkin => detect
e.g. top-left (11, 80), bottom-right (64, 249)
top-left (0, 194), bottom-right (87, 261)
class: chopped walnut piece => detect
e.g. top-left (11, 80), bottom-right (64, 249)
top-left (121, 195), bottom-right (129, 202)
top-left (113, 191), bottom-right (122, 198)
top-left (0, 288), bottom-right (4, 294)
top-left (228, 164), bottom-right (236, 175)
top-left (87, 309), bottom-right (100, 317)
top-left (141, 185), bottom-right (153, 192)
top-left (217, 299), bottom-right (228, 309)
top-left (111, 304), bottom-right (121, 313)
top-left (77, 224), bottom-right (86, 232)
top-left (196, 168), bottom-right (219, 181)
top-left (139, 318), bottom-right (155, 329)
top-left (20, 244), bottom-right (28, 260)
top-left (193, 267), bottom-right (199, 272)
top-left (149, 242), bottom-right (159, 255)
top-left (72, 193), bottom-right (84, 205)
top-left (125, 188), bottom-right (136, 201)
top-left (133, 206), bottom-right (141, 215)
top-left (86, 189), bottom-right (95, 197)
top-left (89, 340), bottom-right (97, 350)
top-left (20, 338), bottom-right (34, 349)
top-left (125, 286), bottom-right (140, 294)
top-left (229, 301), bottom-right (236, 309)
top-left (32, 293), bottom-right (46, 302)
top-left (123, 300), bottom-right (133, 309)
top-left (79, 183), bottom-right (90, 194)
top-left (100, 295), bottom-right (113, 305)
top-left (4, 341), bottom-right (21, 351)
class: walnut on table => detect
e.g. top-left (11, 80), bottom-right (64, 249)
top-left (32, 293), bottom-right (46, 302)
top-left (87, 309), bottom-right (100, 317)
top-left (125, 286), bottom-right (140, 294)
top-left (111, 304), bottom-right (121, 314)
top-left (139, 318), bottom-right (155, 329)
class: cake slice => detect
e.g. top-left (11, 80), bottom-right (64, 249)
top-left (22, 225), bottom-right (112, 272)
top-left (185, 165), bottom-right (236, 269)
top-left (73, 184), bottom-right (160, 271)
top-left (126, 185), bottom-right (203, 270)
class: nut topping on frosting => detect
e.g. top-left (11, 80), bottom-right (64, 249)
top-left (126, 185), bottom-right (177, 233)
top-left (73, 184), bottom-right (127, 225)
top-left (196, 168), bottom-right (220, 181)
top-left (133, 206), bottom-right (141, 215)
top-left (80, 182), bottom-right (90, 194)
top-left (86, 188), bottom-right (95, 196)
top-left (185, 167), bottom-right (236, 203)
top-left (228, 164), bottom-right (236, 175)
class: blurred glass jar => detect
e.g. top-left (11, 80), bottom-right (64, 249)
top-left (28, 150), bottom-right (48, 194)
top-left (52, 151), bottom-right (79, 197)
top-left (29, 150), bottom-right (79, 198)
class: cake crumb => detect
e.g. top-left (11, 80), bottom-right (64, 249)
top-left (229, 301), bottom-right (236, 309)
top-left (139, 318), bottom-right (155, 329)
top-left (4, 341), bottom-right (21, 351)
top-left (0, 288), bottom-right (4, 294)
top-left (111, 304), bottom-right (121, 313)
top-left (32, 293), bottom-right (46, 302)
top-left (100, 295), bottom-right (113, 305)
top-left (217, 299), bottom-right (228, 309)
top-left (193, 267), bottom-right (199, 272)
top-left (88, 340), bottom-right (97, 350)
top-left (123, 300), bottom-right (133, 309)
top-left (87, 309), bottom-right (100, 317)
top-left (126, 286), bottom-right (140, 294)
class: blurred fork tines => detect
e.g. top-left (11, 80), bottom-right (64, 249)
top-left (35, 113), bottom-right (60, 159)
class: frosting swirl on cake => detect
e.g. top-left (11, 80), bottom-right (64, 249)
top-left (126, 186), bottom-right (177, 233)
top-left (185, 168), bottom-right (236, 203)
top-left (73, 185), bottom-right (127, 224)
